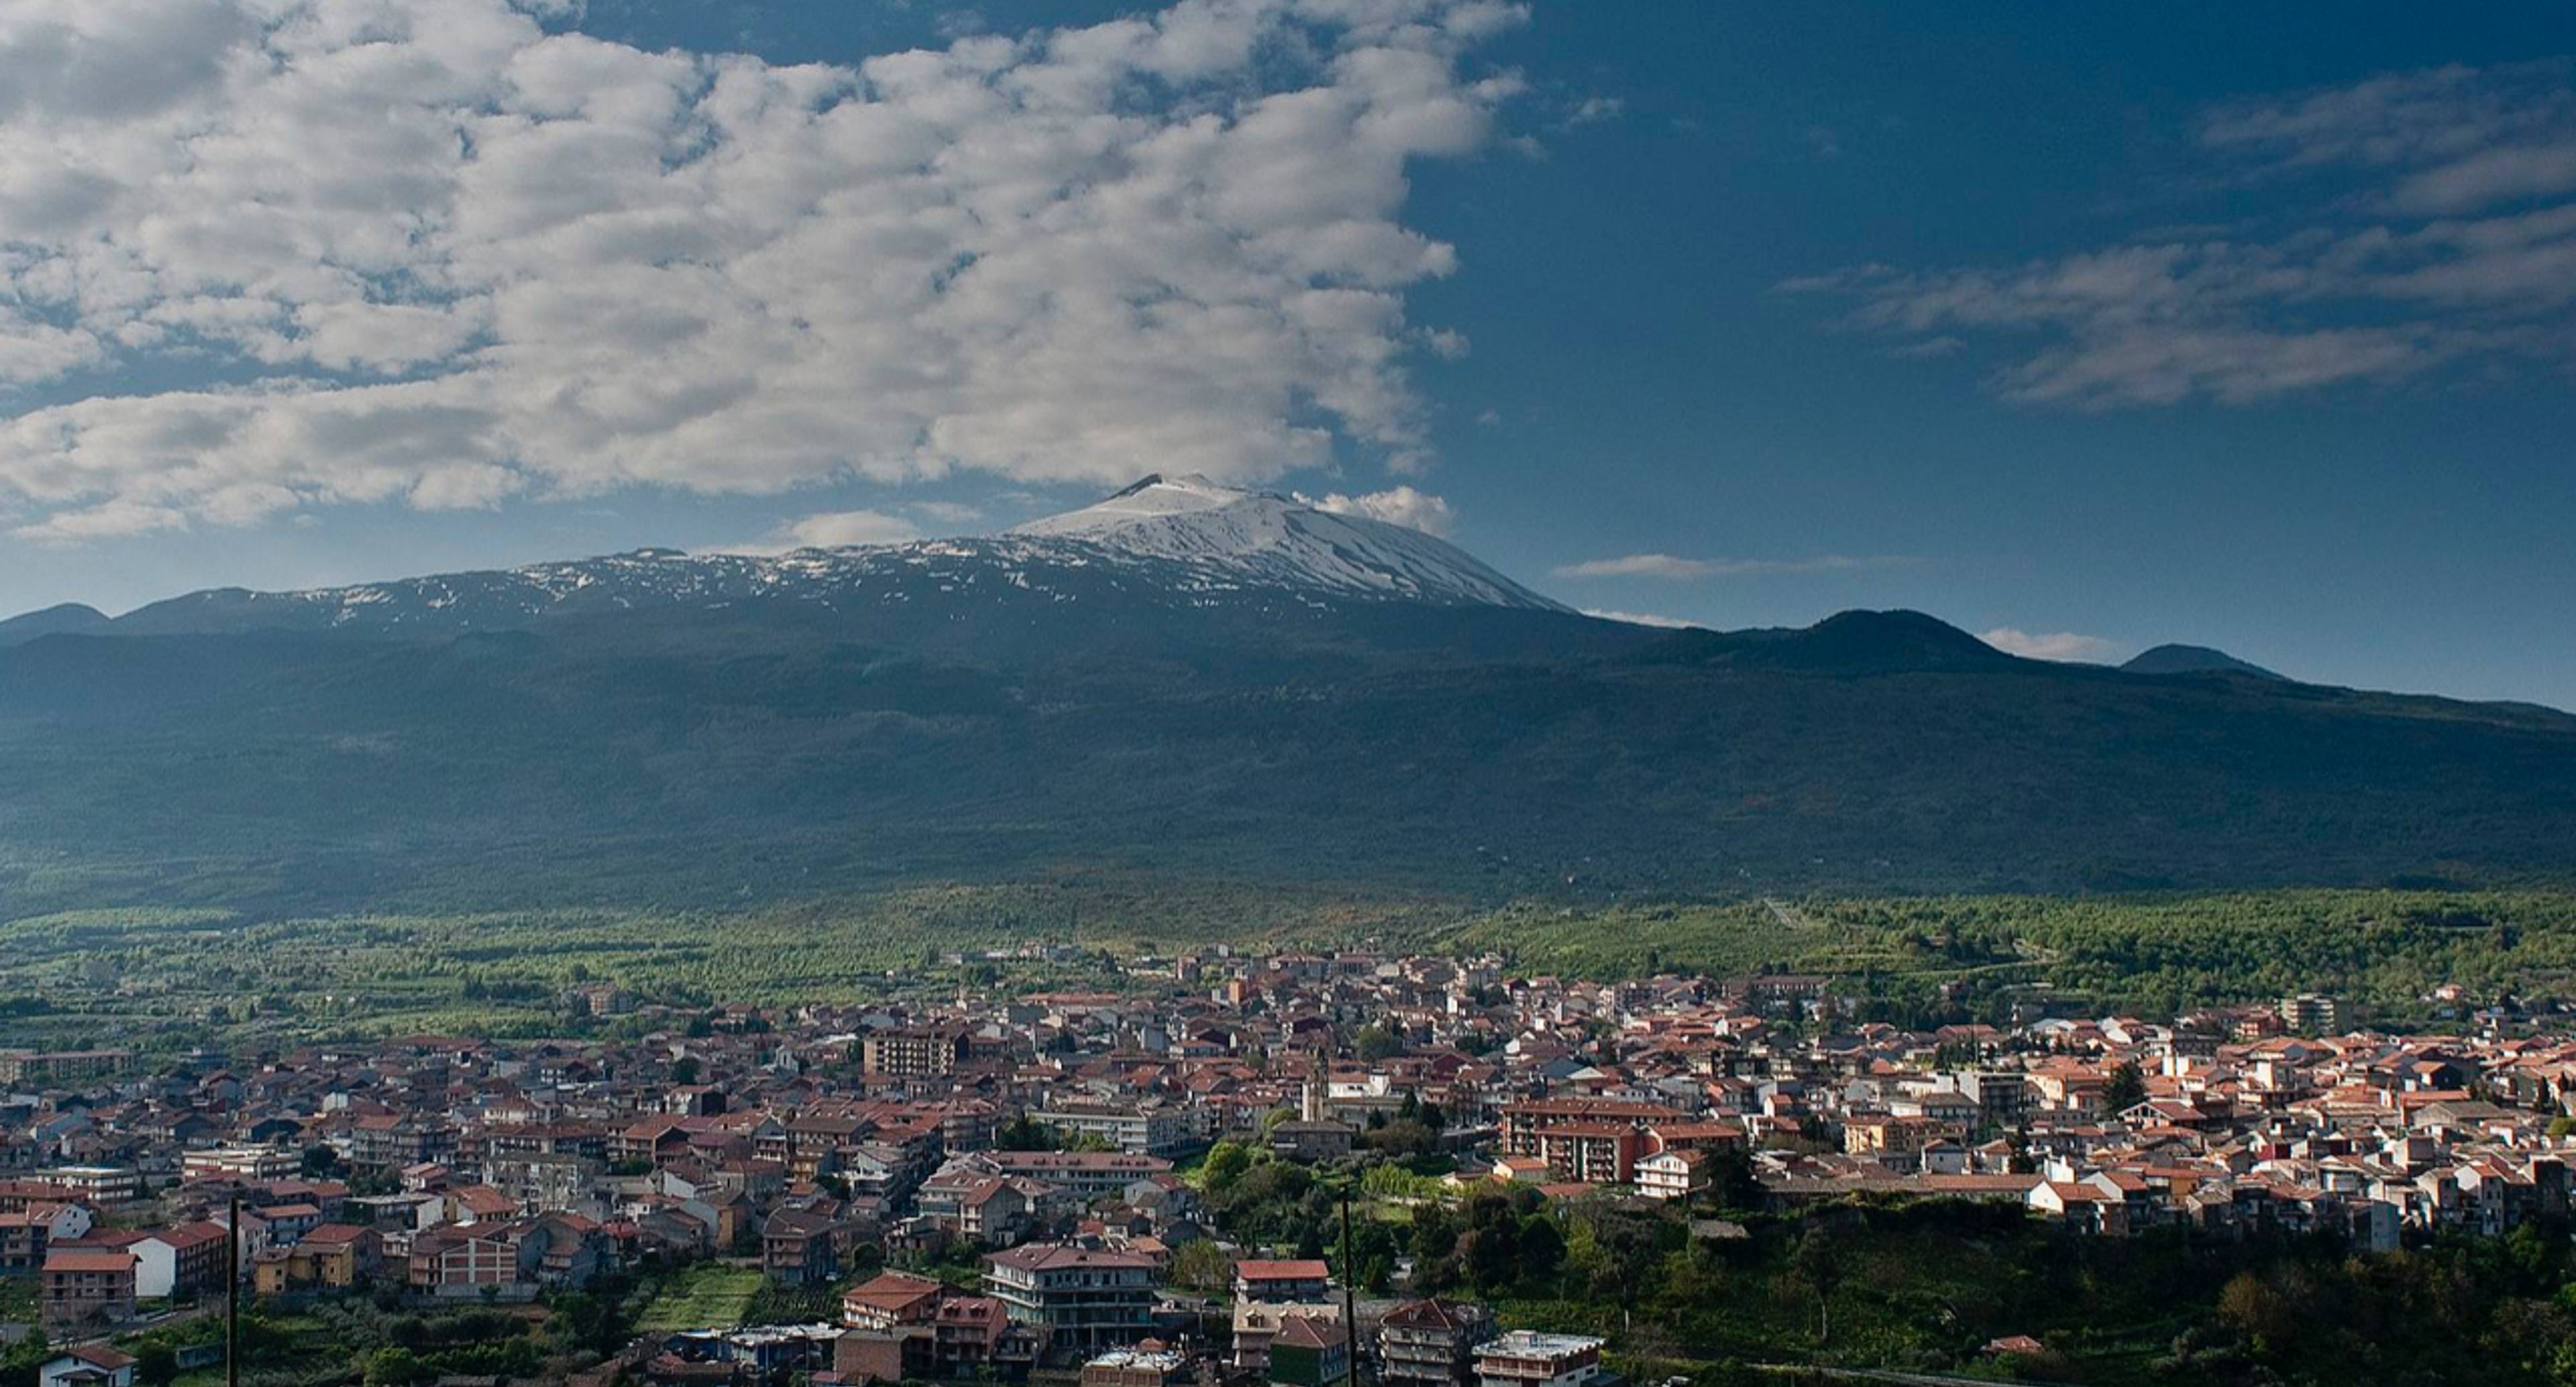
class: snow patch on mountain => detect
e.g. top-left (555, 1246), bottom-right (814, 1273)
top-left (1011, 474), bottom-right (1562, 610)
top-left (94, 476), bottom-right (1565, 637)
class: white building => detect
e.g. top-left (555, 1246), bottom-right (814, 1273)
top-left (39, 1347), bottom-right (134, 1387)
top-left (181, 1147), bottom-right (301, 1182)
top-left (1473, 1332), bottom-right (1604, 1387)
top-left (1632, 1149), bottom-right (1706, 1201)
top-left (1033, 1101), bottom-right (1207, 1157)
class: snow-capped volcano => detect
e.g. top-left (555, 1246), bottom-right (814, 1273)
top-left (1012, 474), bottom-right (1563, 610)
top-left (63, 476), bottom-right (1562, 640)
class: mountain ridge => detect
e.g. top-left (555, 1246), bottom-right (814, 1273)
top-left (49, 477), bottom-right (1561, 641)
top-left (1, 480), bottom-right (2571, 915)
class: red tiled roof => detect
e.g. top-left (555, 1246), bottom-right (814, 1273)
top-left (43, 1249), bottom-right (135, 1274)
top-left (1236, 1259), bottom-right (1330, 1281)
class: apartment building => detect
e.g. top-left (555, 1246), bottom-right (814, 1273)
top-left (983, 1243), bottom-right (1159, 1351)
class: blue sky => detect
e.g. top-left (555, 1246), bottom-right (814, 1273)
top-left (1, 1), bottom-right (2572, 706)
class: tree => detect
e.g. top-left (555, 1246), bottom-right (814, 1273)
top-left (2102, 1060), bottom-right (2148, 1113)
top-left (1353, 1025), bottom-right (1403, 1062)
top-left (1790, 1223), bottom-right (1850, 1345)
top-left (0, 1331), bottom-right (50, 1387)
top-left (2216, 1272), bottom-right (2291, 1350)
top-left (364, 1347), bottom-right (430, 1387)
top-left (1202, 1140), bottom-right (1253, 1192)
top-left (1169, 1239), bottom-right (1236, 1293)
top-left (1516, 1215), bottom-right (1566, 1288)
top-left (996, 1113), bottom-right (1057, 1152)
top-left (1358, 1119), bottom-right (1436, 1157)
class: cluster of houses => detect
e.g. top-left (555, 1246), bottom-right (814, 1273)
top-left (0, 948), bottom-right (2571, 1383)
top-left (618, 1264), bottom-right (1597, 1387)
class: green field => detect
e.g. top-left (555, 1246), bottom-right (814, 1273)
top-left (5, 884), bottom-right (2575, 1050)
top-left (635, 1266), bottom-right (765, 1333)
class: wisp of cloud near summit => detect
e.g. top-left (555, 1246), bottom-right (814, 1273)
top-left (0, 0), bottom-right (1527, 540)
top-left (1553, 553), bottom-right (1911, 581)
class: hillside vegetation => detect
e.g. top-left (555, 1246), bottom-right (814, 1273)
top-left (0, 598), bottom-right (2572, 918)
top-left (6, 886), bottom-right (2575, 1052)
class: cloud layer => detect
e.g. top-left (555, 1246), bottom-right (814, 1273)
top-left (1980, 627), bottom-right (2124, 663)
top-left (1783, 60), bottom-right (2576, 407)
top-left (0, 0), bottom-right (1527, 538)
top-left (1580, 607), bottom-right (1699, 629)
top-left (1553, 551), bottom-right (1906, 580)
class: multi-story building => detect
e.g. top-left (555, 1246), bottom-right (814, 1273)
top-left (1034, 1102), bottom-right (1206, 1158)
top-left (1234, 1259), bottom-right (1332, 1304)
top-left (406, 1227), bottom-right (528, 1290)
top-left (349, 1117), bottom-right (458, 1172)
top-left (1233, 1301), bottom-right (1344, 1375)
top-left (983, 1243), bottom-right (1159, 1352)
top-left (180, 1148), bottom-right (301, 1183)
top-left (2279, 993), bottom-right (2341, 1036)
top-left (0, 1052), bottom-right (133, 1087)
top-left (131, 1221), bottom-right (229, 1298)
top-left (1632, 1148), bottom-right (1707, 1202)
top-left (252, 1225), bottom-right (380, 1295)
top-left (0, 1203), bottom-right (91, 1274)
top-left (763, 1204), bottom-right (845, 1286)
top-left (1530, 1124), bottom-right (1647, 1184)
top-left (1958, 1070), bottom-right (2033, 1130)
top-left (1472, 1332), bottom-right (1604, 1387)
top-left (862, 1026), bottom-right (971, 1080)
top-left (43, 1168), bottom-right (142, 1204)
top-left (1499, 1100), bottom-right (1683, 1184)
top-left (484, 1153), bottom-right (602, 1217)
top-left (841, 1270), bottom-right (945, 1332)
top-left (982, 1151), bottom-right (1174, 1201)
top-left (42, 1248), bottom-right (138, 1332)
top-left (1379, 1298), bottom-right (1495, 1387)
top-left (1267, 1313), bottom-right (1352, 1387)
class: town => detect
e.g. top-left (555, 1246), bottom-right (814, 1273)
top-left (0, 948), bottom-right (2571, 1387)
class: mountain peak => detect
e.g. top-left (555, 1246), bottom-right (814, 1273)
top-left (1011, 476), bottom-right (1565, 611)
top-left (2123, 644), bottom-right (2282, 679)
top-left (0, 602), bottom-right (113, 648)
top-left (1014, 474), bottom-right (1258, 537)
top-left (1774, 609), bottom-right (2018, 672)
top-left (1635, 608), bottom-right (2019, 675)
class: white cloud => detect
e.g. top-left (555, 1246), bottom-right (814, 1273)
top-left (0, 0), bottom-right (1525, 539)
top-left (1581, 608), bottom-right (1700, 629)
top-left (1784, 60), bottom-right (2576, 407)
top-left (730, 508), bottom-right (924, 554)
top-left (1980, 627), bottom-right (2123, 663)
top-left (1553, 552), bottom-right (1907, 580)
top-left (2199, 60), bottom-right (2576, 214)
top-left (1303, 484), bottom-right (1454, 535)
top-left (1563, 95), bottom-right (1622, 127)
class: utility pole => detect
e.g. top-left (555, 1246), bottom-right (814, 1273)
top-left (1339, 1188), bottom-right (1360, 1387)
top-left (225, 1192), bottom-right (241, 1387)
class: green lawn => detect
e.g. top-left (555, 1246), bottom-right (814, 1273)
top-left (635, 1266), bottom-right (766, 1333)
